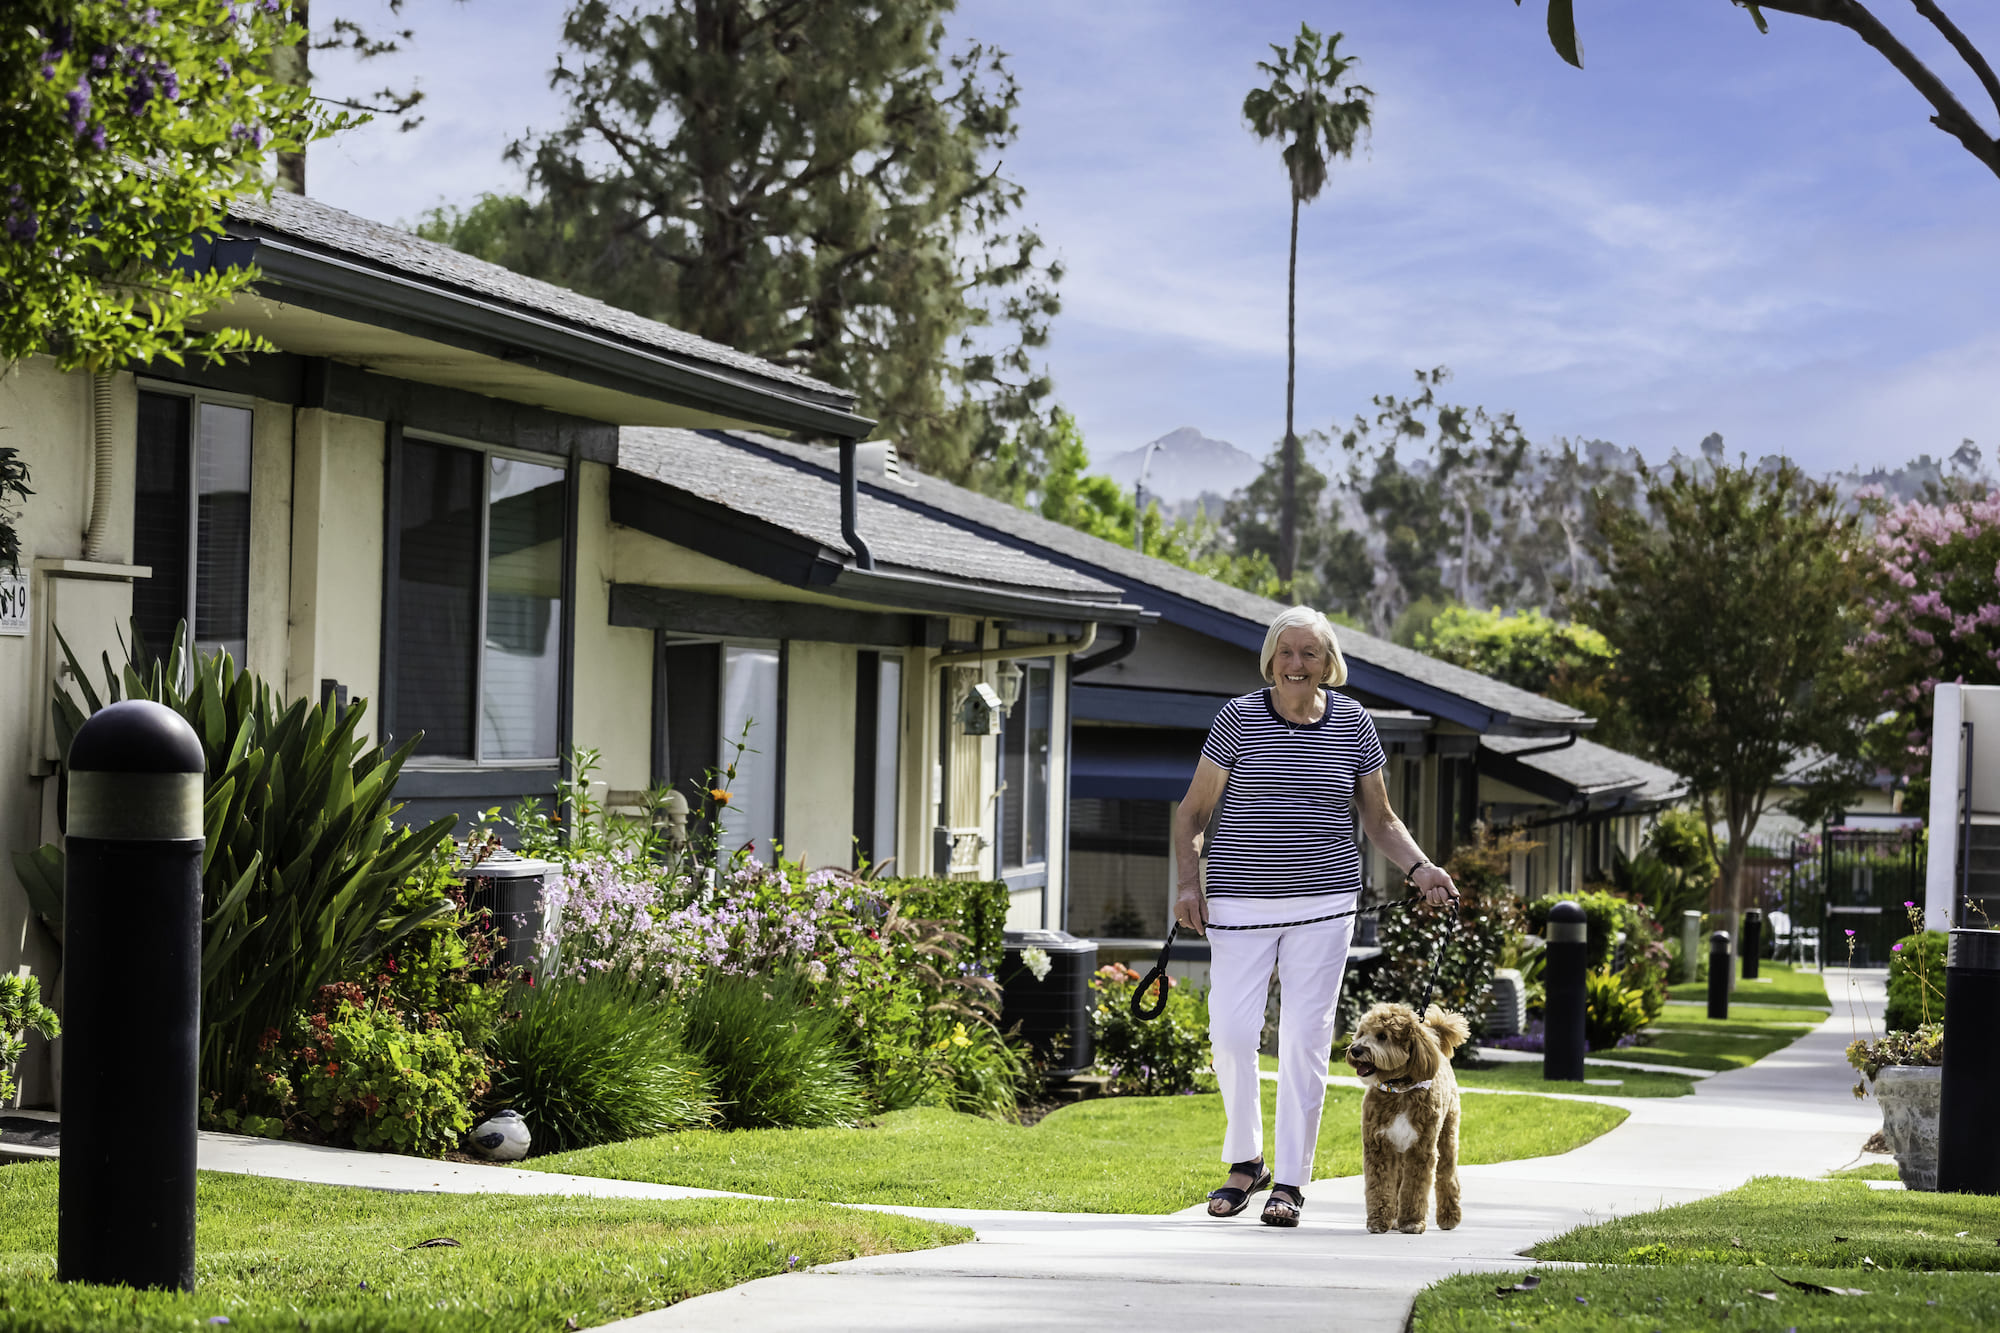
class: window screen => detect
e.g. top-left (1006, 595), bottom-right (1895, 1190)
top-left (720, 644), bottom-right (780, 860)
top-left (480, 455), bottom-right (565, 761)
top-left (194, 403), bottom-right (252, 665)
top-left (393, 439), bottom-right (482, 758)
top-left (1000, 659), bottom-right (1051, 870)
top-left (132, 393), bottom-right (191, 662)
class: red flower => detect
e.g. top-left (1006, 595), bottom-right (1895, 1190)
top-left (324, 1062), bottom-right (340, 1077)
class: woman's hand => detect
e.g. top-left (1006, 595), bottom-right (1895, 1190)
top-left (1174, 883), bottom-right (1209, 934)
top-left (1410, 862), bottom-right (1456, 906)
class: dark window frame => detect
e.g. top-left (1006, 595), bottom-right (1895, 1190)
top-left (380, 424), bottom-right (578, 770)
top-left (997, 656), bottom-right (1054, 880)
top-left (132, 380), bottom-right (256, 677)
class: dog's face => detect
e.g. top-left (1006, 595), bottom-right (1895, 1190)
top-left (1345, 1003), bottom-right (1431, 1087)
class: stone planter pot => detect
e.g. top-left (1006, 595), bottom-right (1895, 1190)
top-left (1873, 1065), bottom-right (1942, 1191)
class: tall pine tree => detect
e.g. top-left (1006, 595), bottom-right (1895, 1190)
top-left (422, 0), bottom-right (1059, 487)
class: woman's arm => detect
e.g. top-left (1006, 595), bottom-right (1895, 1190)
top-left (1355, 769), bottom-right (1456, 904)
top-left (1172, 758), bottom-right (1230, 932)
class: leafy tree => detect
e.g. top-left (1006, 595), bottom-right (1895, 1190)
top-left (419, 0), bottom-right (1059, 489)
top-left (1413, 604), bottom-right (1639, 751)
top-left (1854, 486), bottom-right (2000, 781)
top-left (1034, 411), bottom-right (1280, 594)
top-left (1220, 442), bottom-right (1355, 607)
top-left (1242, 23), bottom-right (1373, 585)
top-left (1580, 456), bottom-right (1872, 981)
top-left (2, 0), bottom-right (337, 371)
top-left (1518, 0), bottom-right (2000, 183)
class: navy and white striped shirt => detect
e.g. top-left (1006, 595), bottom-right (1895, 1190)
top-left (1199, 687), bottom-right (1388, 927)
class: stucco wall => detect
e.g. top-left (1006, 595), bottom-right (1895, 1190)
top-left (286, 408), bottom-right (382, 733)
top-left (782, 640), bottom-right (856, 869)
top-left (571, 461), bottom-right (653, 797)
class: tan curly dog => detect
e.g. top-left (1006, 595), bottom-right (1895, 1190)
top-left (1343, 1001), bottom-right (1472, 1234)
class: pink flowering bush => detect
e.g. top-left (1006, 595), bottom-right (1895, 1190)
top-left (1856, 487), bottom-right (2000, 775)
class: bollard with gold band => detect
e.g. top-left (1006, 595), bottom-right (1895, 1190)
top-left (58, 700), bottom-right (205, 1293)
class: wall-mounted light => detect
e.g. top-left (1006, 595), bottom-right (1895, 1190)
top-left (997, 659), bottom-right (1024, 715)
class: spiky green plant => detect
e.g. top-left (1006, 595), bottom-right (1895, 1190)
top-left (21, 626), bottom-right (455, 1109)
top-left (485, 972), bottom-right (716, 1153)
top-left (679, 974), bottom-right (868, 1130)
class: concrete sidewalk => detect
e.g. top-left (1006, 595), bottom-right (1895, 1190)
top-left (609, 970), bottom-right (1883, 1332)
top-left (152, 969), bottom-right (1880, 1332)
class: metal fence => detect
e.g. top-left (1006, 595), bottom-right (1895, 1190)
top-left (1811, 826), bottom-right (1926, 967)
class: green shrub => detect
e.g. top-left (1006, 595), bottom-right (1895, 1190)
top-left (1343, 824), bottom-right (1529, 1037)
top-left (1527, 888), bottom-right (1671, 1021)
top-left (1087, 963), bottom-right (1211, 1096)
top-left (1584, 968), bottom-right (1650, 1051)
top-left (680, 974), bottom-right (868, 1129)
top-left (32, 626), bottom-right (455, 1113)
top-left (485, 972), bottom-right (715, 1153)
top-left (219, 982), bottom-right (489, 1157)
top-left (0, 970), bottom-right (59, 1105)
top-left (1885, 928), bottom-right (1947, 1033)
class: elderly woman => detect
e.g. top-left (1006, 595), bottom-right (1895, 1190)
top-left (1174, 605), bottom-right (1455, 1227)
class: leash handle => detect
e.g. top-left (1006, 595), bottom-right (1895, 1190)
top-left (1130, 921), bottom-right (1179, 1020)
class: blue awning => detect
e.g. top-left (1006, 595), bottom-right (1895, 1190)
top-left (1071, 727), bottom-right (1204, 801)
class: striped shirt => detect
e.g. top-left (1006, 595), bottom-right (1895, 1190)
top-left (1198, 687), bottom-right (1388, 927)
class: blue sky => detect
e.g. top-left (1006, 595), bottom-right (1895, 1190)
top-left (313, 0), bottom-right (2000, 477)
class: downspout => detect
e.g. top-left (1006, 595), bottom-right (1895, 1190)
top-left (83, 372), bottom-right (116, 561)
top-left (1503, 731), bottom-right (1580, 759)
top-left (1070, 623), bottom-right (1139, 677)
top-left (838, 438), bottom-right (874, 570)
top-left (933, 622), bottom-right (1097, 668)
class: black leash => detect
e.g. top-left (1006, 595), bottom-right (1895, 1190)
top-left (1128, 884), bottom-right (1461, 1021)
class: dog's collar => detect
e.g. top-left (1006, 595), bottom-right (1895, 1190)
top-left (1374, 1077), bottom-right (1433, 1094)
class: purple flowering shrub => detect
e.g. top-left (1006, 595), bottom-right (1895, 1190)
top-left (3, 1), bottom-right (352, 369)
top-left (537, 852), bottom-right (1024, 1116)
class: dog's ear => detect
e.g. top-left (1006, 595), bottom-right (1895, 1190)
top-left (1404, 1015), bottom-right (1442, 1085)
top-left (1425, 1005), bottom-right (1472, 1057)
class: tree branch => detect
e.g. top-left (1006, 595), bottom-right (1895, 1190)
top-left (1908, 0), bottom-right (2000, 124)
top-left (1756, 0), bottom-right (2000, 177)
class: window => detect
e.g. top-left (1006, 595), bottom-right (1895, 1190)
top-left (133, 390), bottom-right (252, 666)
top-left (998, 659), bottom-right (1052, 872)
top-left (391, 436), bottom-right (566, 762)
top-left (853, 652), bottom-right (902, 871)
top-left (657, 638), bottom-right (782, 860)
top-left (1066, 798), bottom-right (1171, 939)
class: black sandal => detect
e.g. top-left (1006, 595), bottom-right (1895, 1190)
top-left (1260, 1183), bottom-right (1304, 1227)
top-left (1205, 1157), bottom-right (1272, 1217)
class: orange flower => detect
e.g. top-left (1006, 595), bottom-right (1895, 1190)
top-left (709, 788), bottom-right (732, 805)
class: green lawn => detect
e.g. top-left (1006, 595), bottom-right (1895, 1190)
top-left (1618, 1006), bottom-right (1819, 1072)
top-left (1413, 1177), bottom-right (2000, 1330)
top-left (1259, 1052), bottom-right (1693, 1098)
top-left (1453, 1059), bottom-right (1697, 1099)
top-left (1655, 1001), bottom-right (1828, 1028)
top-left (1667, 960), bottom-right (1831, 1008)
top-left (1830, 1162), bottom-right (1902, 1180)
top-left (0, 1162), bottom-right (967, 1332)
top-left (527, 1084), bottom-right (1627, 1214)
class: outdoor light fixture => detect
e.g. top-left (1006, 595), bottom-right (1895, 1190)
top-left (997, 660), bottom-right (1024, 715)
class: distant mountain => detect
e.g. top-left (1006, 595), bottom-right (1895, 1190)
top-left (1100, 427), bottom-right (1264, 503)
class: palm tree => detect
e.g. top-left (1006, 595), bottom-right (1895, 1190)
top-left (1243, 25), bottom-right (1373, 590)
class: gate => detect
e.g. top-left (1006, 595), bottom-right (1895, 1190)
top-left (1818, 824), bottom-right (1926, 967)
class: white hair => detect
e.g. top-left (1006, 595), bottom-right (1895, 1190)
top-left (1259, 605), bottom-right (1348, 688)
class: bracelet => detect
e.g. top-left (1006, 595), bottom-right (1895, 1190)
top-left (1404, 858), bottom-right (1432, 880)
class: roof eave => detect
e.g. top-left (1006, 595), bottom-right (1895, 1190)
top-left (210, 231), bottom-right (876, 440)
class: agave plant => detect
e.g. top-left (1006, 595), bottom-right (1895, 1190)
top-left (19, 625), bottom-right (456, 1108)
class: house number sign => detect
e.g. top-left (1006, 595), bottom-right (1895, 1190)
top-left (0, 570), bottom-right (27, 636)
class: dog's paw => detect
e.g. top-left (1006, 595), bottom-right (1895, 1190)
top-left (1366, 1216), bottom-right (1392, 1234)
top-left (1396, 1220), bottom-right (1427, 1235)
top-left (1437, 1212), bottom-right (1461, 1231)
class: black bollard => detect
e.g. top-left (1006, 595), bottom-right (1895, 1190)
top-left (1742, 909), bottom-right (1763, 982)
top-left (1707, 931), bottom-right (1731, 1020)
top-left (1937, 929), bottom-right (2000, 1195)
top-left (1543, 900), bottom-right (1587, 1082)
top-left (59, 700), bottom-right (205, 1293)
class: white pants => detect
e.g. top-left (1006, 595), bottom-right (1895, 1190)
top-left (1208, 914), bottom-right (1352, 1188)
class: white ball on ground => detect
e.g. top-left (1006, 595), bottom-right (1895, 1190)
top-left (470, 1109), bottom-right (531, 1161)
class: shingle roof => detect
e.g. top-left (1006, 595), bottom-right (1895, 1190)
top-left (1484, 734), bottom-right (1685, 804)
top-left (618, 428), bottom-right (1123, 599)
top-left (728, 433), bottom-right (1587, 727)
top-left (228, 191), bottom-right (850, 402)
